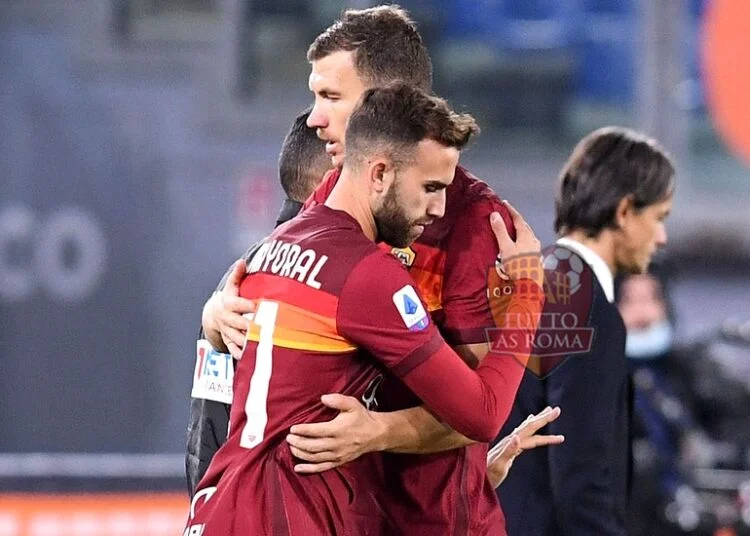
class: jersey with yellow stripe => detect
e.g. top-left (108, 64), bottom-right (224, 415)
top-left (190, 204), bottom-right (442, 536)
top-left (301, 166), bottom-right (519, 535)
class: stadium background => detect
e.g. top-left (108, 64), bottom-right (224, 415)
top-left (1, 0), bottom-right (748, 534)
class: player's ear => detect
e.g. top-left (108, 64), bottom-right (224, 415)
top-left (368, 158), bottom-right (390, 194)
top-left (614, 195), bottom-right (635, 230)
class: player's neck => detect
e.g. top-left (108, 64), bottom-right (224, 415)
top-left (325, 168), bottom-right (378, 242)
top-left (563, 229), bottom-right (617, 274)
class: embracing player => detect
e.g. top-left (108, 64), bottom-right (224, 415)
top-left (193, 6), bottom-right (559, 535)
top-left (185, 84), bottom-right (544, 535)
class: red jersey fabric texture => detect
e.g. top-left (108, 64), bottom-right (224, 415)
top-left (304, 167), bottom-right (521, 535)
top-left (186, 194), bottom-right (530, 535)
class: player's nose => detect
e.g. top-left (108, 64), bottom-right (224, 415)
top-left (427, 191), bottom-right (446, 219)
top-left (307, 105), bottom-right (327, 130)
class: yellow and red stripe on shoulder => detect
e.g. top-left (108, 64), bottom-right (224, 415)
top-left (241, 272), bottom-right (356, 354)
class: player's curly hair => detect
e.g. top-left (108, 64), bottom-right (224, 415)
top-left (344, 83), bottom-right (479, 169)
top-left (555, 127), bottom-right (675, 237)
top-left (307, 5), bottom-right (432, 91)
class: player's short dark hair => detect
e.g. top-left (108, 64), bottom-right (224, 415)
top-left (554, 126), bottom-right (675, 237)
top-left (307, 5), bottom-right (432, 91)
top-left (344, 83), bottom-right (478, 169)
top-left (278, 108), bottom-right (331, 202)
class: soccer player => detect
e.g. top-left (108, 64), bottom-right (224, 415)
top-left (186, 108), bottom-right (332, 496)
top-left (190, 105), bottom-right (559, 503)
top-left (196, 6), bottom-right (559, 534)
top-left (184, 84), bottom-right (543, 536)
top-left (498, 127), bottom-right (675, 535)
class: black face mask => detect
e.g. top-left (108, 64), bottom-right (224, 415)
top-left (275, 198), bottom-right (304, 228)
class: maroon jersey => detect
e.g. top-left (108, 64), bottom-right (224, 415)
top-left (185, 205), bottom-right (445, 536)
top-left (306, 167), bottom-right (520, 535)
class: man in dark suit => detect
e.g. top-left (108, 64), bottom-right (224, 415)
top-left (498, 126), bottom-right (676, 535)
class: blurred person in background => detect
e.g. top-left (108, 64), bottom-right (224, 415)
top-left (618, 266), bottom-right (699, 535)
top-left (498, 126), bottom-right (675, 536)
top-left (619, 267), bottom-right (750, 535)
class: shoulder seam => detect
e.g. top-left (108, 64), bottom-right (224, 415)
top-left (336, 246), bottom-right (393, 327)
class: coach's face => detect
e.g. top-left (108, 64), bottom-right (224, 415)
top-left (372, 139), bottom-right (458, 248)
top-left (308, 51), bottom-right (366, 168)
top-left (615, 195), bottom-right (672, 273)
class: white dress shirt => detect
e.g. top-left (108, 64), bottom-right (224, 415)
top-left (556, 237), bottom-right (615, 303)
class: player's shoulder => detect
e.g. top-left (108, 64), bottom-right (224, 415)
top-left (273, 204), bottom-right (379, 262)
top-left (340, 244), bottom-right (413, 299)
top-left (251, 205), bottom-right (383, 296)
top-left (448, 167), bottom-right (516, 240)
top-left (281, 203), bottom-right (356, 236)
top-left (453, 168), bottom-right (506, 219)
top-left (352, 244), bottom-right (409, 275)
top-left (303, 168), bottom-right (340, 210)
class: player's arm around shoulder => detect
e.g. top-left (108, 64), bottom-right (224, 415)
top-left (384, 202), bottom-right (546, 454)
top-left (441, 196), bottom-right (544, 399)
top-left (286, 249), bottom-right (444, 473)
top-left (440, 195), bottom-right (518, 364)
top-left (286, 205), bottom-right (551, 468)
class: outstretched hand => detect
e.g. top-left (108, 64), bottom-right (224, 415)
top-left (487, 406), bottom-right (564, 488)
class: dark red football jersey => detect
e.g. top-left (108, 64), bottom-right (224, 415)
top-left (305, 167), bottom-right (521, 535)
top-left (186, 205), bottom-right (445, 536)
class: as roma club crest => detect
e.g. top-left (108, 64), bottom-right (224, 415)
top-left (391, 246), bottom-right (416, 268)
top-left (485, 245), bottom-right (595, 379)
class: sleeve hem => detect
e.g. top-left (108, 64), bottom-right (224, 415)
top-left (390, 335), bottom-right (445, 377)
top-left (442, 326), bottom-right (488, 346)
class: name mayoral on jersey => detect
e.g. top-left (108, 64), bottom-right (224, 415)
top-left (247, 239), bottom-right (328, 289)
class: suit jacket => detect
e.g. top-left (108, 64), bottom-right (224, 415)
top-left (498, 251), bottom-right (631, 535)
